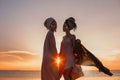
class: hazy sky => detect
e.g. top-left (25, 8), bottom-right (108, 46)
top-left (0, 0), bottom-right (120, 70)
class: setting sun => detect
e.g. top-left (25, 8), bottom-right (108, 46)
top-left (56, 57), bottom-right (61, 65)
top-left (55, 56), bottom-right (61, 68)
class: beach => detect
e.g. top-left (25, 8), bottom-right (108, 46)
top-left (0, 76), bottom-right (119, 80)
top-left (0, 70), bottom-right (119, 80)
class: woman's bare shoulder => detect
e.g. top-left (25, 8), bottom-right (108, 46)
top-left (62, 36), bottom-right (66, 39)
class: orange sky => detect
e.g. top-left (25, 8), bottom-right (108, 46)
top-left (0, 51), bottom-right (41, 70)
top-left (0, 51), bottom-right (120, 70)
top-left (0, 0), bottom-right (120, 70)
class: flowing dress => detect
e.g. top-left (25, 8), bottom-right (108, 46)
top-left (60, 35), bottom-right (75, 70)
top-left (41, 31), bottom-right (59, 80)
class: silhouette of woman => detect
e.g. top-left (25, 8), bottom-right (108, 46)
top-left (59, 17), bottom-right (78, 80)
top-left (41, 17), bottom-right (59, 80)
top-left (59, 17), bottom-right (113, 80)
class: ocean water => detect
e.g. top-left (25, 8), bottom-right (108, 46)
top-left (0, 70), bottom-right (119, 80)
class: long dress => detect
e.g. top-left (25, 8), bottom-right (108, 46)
top-left (59, 35), bottom-right (83, 80)
top-left (60, 35), bottom-right (75, 70)
top-left (41, 31), bottom-right (59, 80)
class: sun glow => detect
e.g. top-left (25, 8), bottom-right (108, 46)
top-left (56, 57), bottom-right (61, 65)
top-left (55, 56), bottom-right (61, 68)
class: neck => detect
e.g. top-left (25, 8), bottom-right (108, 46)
top-left (50, 29), bottom-right (54, 32)
top-left (66, 31), bottom-right (70, 36)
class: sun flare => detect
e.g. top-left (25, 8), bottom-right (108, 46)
top-left (55, 56), bottom-right (61, 68)
top-left (56, 57), bottom-right (61, 65)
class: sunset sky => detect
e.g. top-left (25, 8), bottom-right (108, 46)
top-left (0, 0), bottom-right (120, 70)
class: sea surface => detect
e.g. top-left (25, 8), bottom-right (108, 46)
top-left (0, 70), bottom-right (119, 80)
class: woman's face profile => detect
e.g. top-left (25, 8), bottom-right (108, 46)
top-left (63, 23), bottom-right (69, 32)
top-left (51, 21), bottom-right (57, 32)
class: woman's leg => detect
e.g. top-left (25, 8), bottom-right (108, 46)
top-left (63, 67), bottom-right (73, 80)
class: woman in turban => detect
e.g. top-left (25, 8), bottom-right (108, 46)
top-left (41, 17), bottom-right (59, 80)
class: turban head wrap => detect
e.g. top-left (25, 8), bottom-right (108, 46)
top-left (44, 17), bottom-right (56, 29)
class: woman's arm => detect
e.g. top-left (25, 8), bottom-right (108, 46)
top-left (71, 34), bottom-right (76, 48)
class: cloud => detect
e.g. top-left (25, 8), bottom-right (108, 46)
top-left (0, 51), bottom-right (40, 62)
top-left (0, 51), bottom-right (41, 70)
